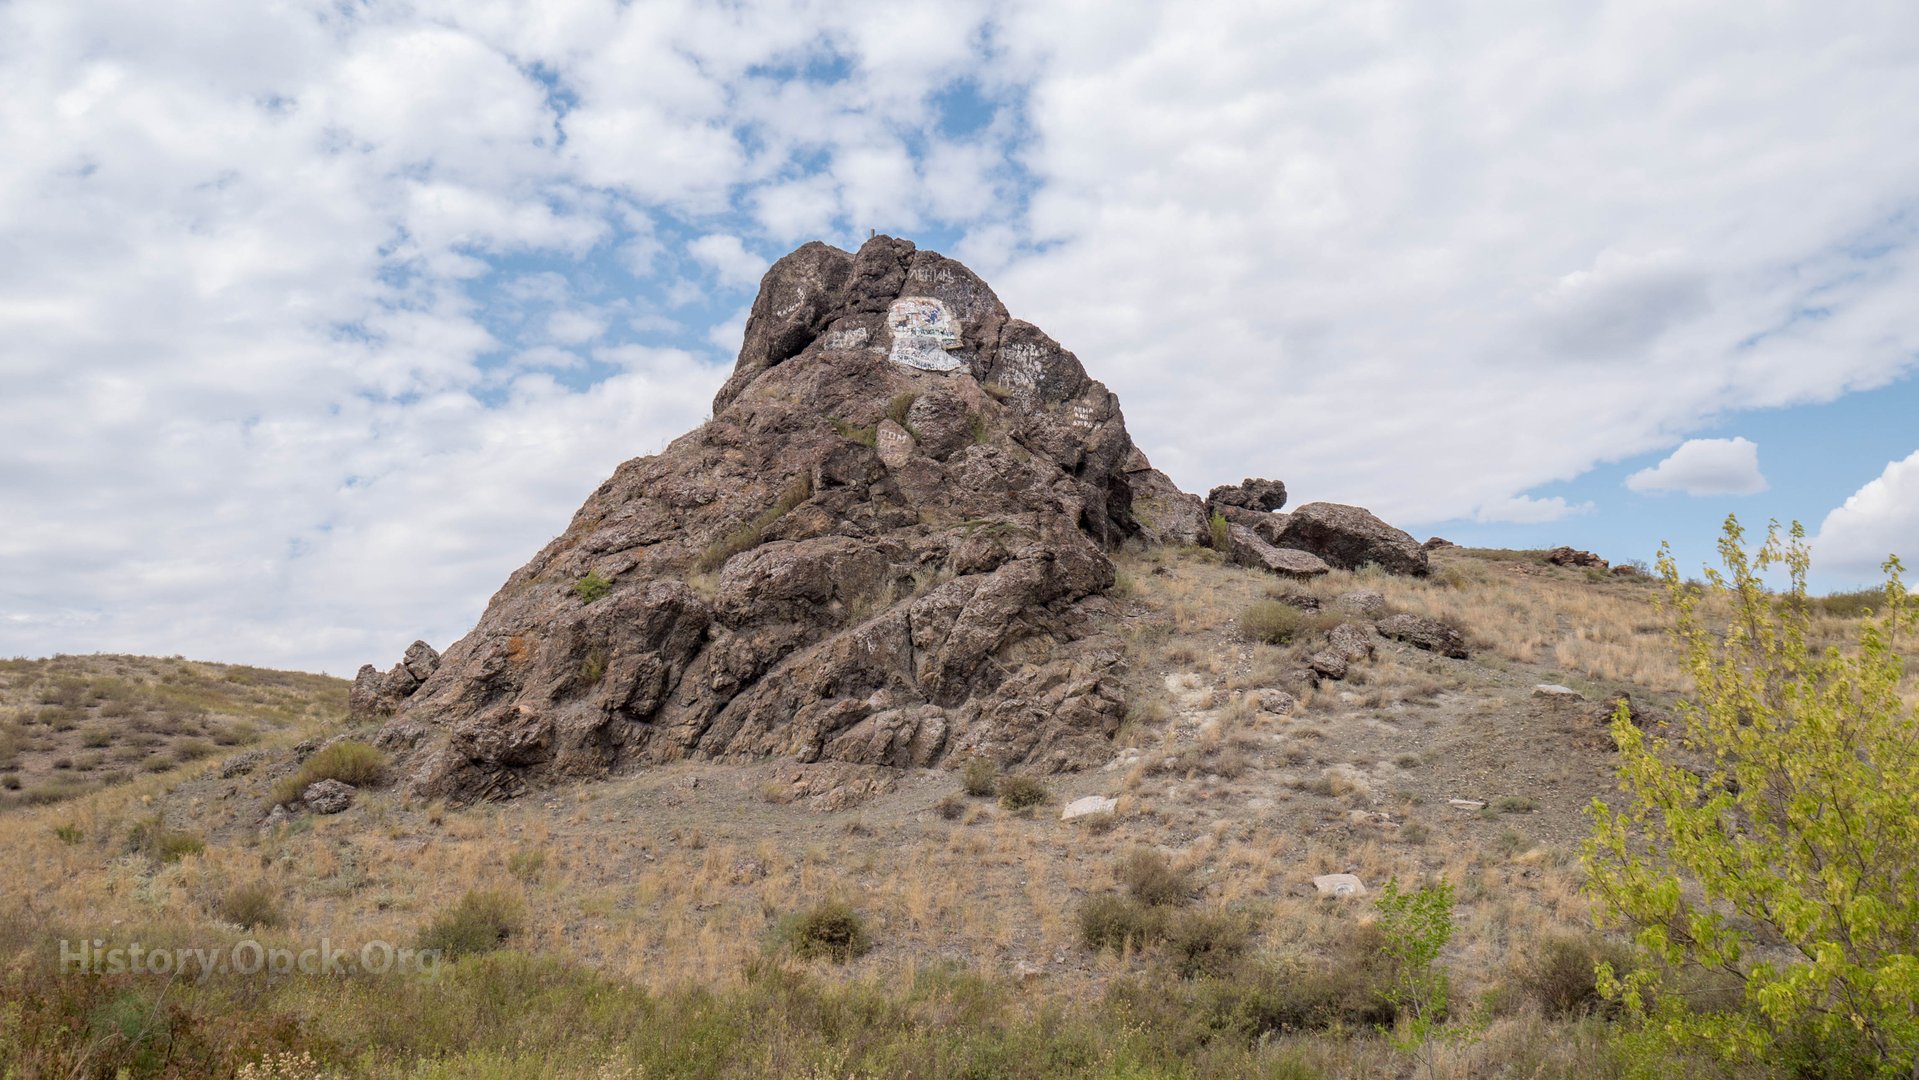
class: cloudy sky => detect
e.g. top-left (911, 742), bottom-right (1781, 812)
top-left (4, 0), bottom-right (1917, 675)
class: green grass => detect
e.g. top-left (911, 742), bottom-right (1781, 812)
top-left (775, 900), bottom-right (872, 963)
top-left (693, 474), bottom-right (814, 572)
top-left (417, 889), bottom-right (526, 960)
top-left (571, 572), bottom-right (613, 603)
top-left (272, 740), bottom-right (387, 807)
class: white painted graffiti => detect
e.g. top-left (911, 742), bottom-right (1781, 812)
top-left (823, 326), bottom-right (870, 351)
top-left (997, 342), bottom-right (1045, 389)
top-left (773, 286), bottom-right (808, 318)
top-left (886, 297), bottom-right (965, 372)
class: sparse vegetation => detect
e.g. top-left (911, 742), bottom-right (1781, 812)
top-left (694, 474), bottom-right (814, 571)
top-left (830, 416), bottom-right (879, 446)
top-left (1239, 600), bottom-right (1337, 645)
top-left (885, 390), bottom-right (918, 432)
top-left (572, 571), bottom-right (613, 603)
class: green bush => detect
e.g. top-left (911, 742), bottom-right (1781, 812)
top-left (272, 740), bottom-right (386, 807)
top-left (52, 824), bottom-right (84, 845)
top-left (417, 889), bottom-right (526, 959)
top-left (778, 900), bottom-right (871, 963)
top-left (506, 847), bottom-right (547, 883)
top-left (218, 883), bottom-right (285, 930)
top-left (960, 758), bottom-right (997, 797)
top-left (996, 775), bottom-right (1050, 811)
top-left (572, 571), bottom-right (613, 603)
top-left (1208, 512), bottom-right (1231, 552)
top-left (1586, 517), bottom-right (1919, 1073)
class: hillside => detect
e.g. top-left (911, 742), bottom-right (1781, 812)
top-left (9, 543), bottom-right (1906, 1077)
top-left (0, 655), bottom-right (348, 809)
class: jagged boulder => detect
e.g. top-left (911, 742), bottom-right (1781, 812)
top-left (1276, 502), bottom-right (1429, 577)
top-left (349, 640), bottom-right (441, 721)
top-left (1208, 478), bottom-right (1288, 513)
top-left (374, 236), bottom-right (1194, 803)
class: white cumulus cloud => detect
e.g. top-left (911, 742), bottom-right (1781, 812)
top-left (1625, 437), bottom-right (1769, 496)
top-left (1814, 451), bottom-right (1919, 578)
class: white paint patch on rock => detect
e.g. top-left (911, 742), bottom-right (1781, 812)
top-left (886, 297), bottom-right (964, 371)
top-left (1313, 873), bottom-right (1367, 898)
top-left (1061, 795), bottom-right (1118, 821)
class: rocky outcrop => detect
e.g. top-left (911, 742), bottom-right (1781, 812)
top-left (1276, 502), bottom-right (1429, 577)
top-left (1546, 546), bottom-right (1608, 569)
top-left (1375, 613), bottom-right (1468, 659)
top-left (1126, 448), bottom-right (1211, 547)
top-left (372, 236), bottom-right (1197, 803)
top-left (349, 640), bottom-right (440, 719)
top-left (301, 779), bottom-right (355, 815)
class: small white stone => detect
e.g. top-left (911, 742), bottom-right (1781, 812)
top-left (1448, 798), bottom-right (1487, 811)
top-left (1533, 683), bottom-right (1581, 700)
top-left (1313, 873), bottom-right (1367, 898)
top-left (1061, 795), bottom-right (1118, 821)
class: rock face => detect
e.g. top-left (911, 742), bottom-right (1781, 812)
top-left (371, 237), bottom-right (1196, 803)
top-left (1276, 503), bottom-right (1428, 576)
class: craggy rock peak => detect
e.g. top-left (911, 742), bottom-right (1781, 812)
top-left (372, 236), bottom-right (1207, 802)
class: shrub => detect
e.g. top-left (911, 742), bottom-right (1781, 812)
top-left (1517, 933), bottom-right (1631, 1018)
top-left (79, 726), bottom-right (113, 748)
top-left (935, 793), bottom-right (966, 821)
top-left (1118, 849), bottom-right (1192, 907)
top-left (572, 572), bottom-right (613, 603)
top-left (778, 900), bottom-right (871, 963)
top-left (1491, 795), bottom-right (1536, 813)
top-left (960, 757), bottom-right (997, 797)
top-left (1160, 907), bottom-right (1256, 979)
top-left (273, 740), bottom-right (386, 806)
top-left (417, 889), bottom-right (526, 959)
top-left (52, 824), bottom-right (85, 845)
top-left (1586, 517), bottom-right (1919, 1073)
top-left (1208, 512), bottom-right (1231, 552)
top-left (996, 775), bottom-right (1049, 811)
top-left (219, 883), bottom-right (285, 930)
top-left (1077, 894), bottom-right (1165, 952)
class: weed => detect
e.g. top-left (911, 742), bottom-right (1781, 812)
top-left (572, 572), bottom-right (613, 603)
top-left (273, 741), bottom-right (387, 807)
top-left (996, 775), bottom-right (1049, 811)
top-left (960, 758), bottom-right (997, 798)
top-left (219, 883), bottom-right (285, 930)
top-left (694, 474), bottom-right (814, 572)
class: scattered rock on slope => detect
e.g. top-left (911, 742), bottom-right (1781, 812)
top-left (1375, 613), bottom-right (1468, 659)
top-left (1546, 546), bottom-right (1608, 569)
top-left (368, 236), bottom-right (1196, 803)
top-left (1227, 524), bottom-right (1330, 579)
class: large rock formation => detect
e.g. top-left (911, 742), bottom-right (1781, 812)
top-left (372, 236), bottom-right (1194, 802)
top-left (1275, 502), bottom-right (1429, 577)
